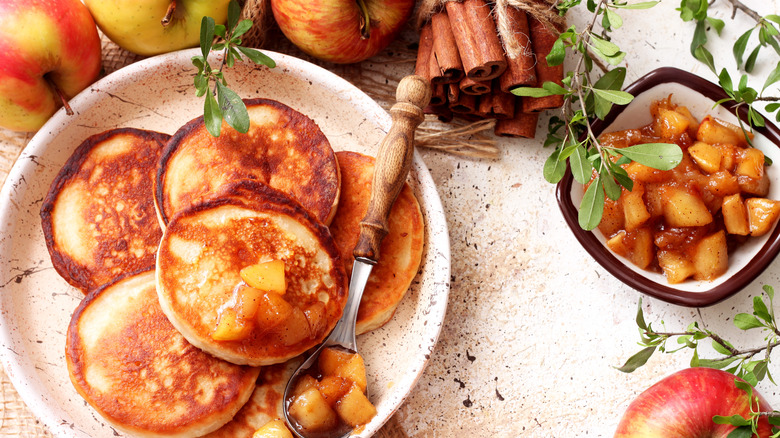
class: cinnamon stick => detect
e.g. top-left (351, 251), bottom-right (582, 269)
top-left (495, 103), bottom-right (539, 138)
top-left (498, 7), bottom-right (537, 93)
top-left (415, 22), bottom-right (435, 80)
top-left (460, 76), bottom-right (491, 95)
top-left (425, 104), bottom-right (454, 123)
top-left (449, 89), bottom-right (477, 114)
top-left (430, 82), bottom-right (447, 106)
top-left (431, 11), bottom-right (464, 84)
top-left (477, 83), bottom-right (515, 119)
top-left (447, 82), bottom-right (460, 104)
top-left (521, 15), bottom-right (564, 112)
top-left (445, 0), bottom-right (507, 82)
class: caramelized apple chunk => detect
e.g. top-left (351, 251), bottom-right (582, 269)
top-left (288, 348), bottom-right (376, 436)
top-left (240, 259), bottom-right (287, 294)
top-left (253, 419), bottom-right (294, 438)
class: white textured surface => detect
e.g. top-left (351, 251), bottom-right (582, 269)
top-left (395, 0), bottom-right (780, 436)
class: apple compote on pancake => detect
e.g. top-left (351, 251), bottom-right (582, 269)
top-left (156, 180), bottom-right (348, 367)
top-left (66, 270), bottom-right (260, 438)
top-left (155, 98), bottom-right (341, 227)
top-left (329, 151), bottom-right (424, 334)
top-left (41, 128), bottom-right (168, 292)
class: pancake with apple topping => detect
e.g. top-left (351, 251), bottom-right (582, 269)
top-left (40, 128), bottom-right (168, 293)
top-left (66, 269), bottom-right (260, 438)
top-left (156, 180), bottom-right (348, 367)
top-left (155, 98), bottom-right (340, 227)
top-left (329, 151), bottom-right (424, 334)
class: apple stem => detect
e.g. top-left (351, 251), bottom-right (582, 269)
top-left (45, 75), bottom-right (74, 116)
top-left (355, 0), bottom-right (371, 40)
top-left (162, 0), bottom-right (177, 27)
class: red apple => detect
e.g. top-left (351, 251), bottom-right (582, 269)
top-left (615, 367), bottom-right (774, 437)
top-left (270, 0), bottom-right (414, 64)
top-left (0, 0), bottom-right (102, 132)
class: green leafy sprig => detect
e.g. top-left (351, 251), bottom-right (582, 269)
top-left (513, 0), bottom-right (682, 230)
top-left (678, 0), bottom-right (780, 130)
top-left (618, 286), bottom-right (780, 436)
top-left (618, 286), bottom-right (780, 385)
top-left (191, 0), bottom-right (275, 137)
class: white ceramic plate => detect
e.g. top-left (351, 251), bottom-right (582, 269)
top-left (0, 50), bottom-right (450, 437)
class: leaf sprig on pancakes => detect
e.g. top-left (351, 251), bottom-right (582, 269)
top-left (191, 0), bottom-right (275, 137)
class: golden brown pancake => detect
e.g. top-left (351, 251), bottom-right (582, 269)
top-left (329, 151), bottom-right (425, 334)
top-left (66, 270), bottom-right (260, 438)
top-left (205, 359), bottom-right (300, 437)
top-left (155, 98), bottom-right (340, 227)
top-left (40, 128), bottom-right (168, 293)
top-left (156, 180), bottom-right (348, 367)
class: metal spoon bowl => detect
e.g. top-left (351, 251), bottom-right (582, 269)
top-left (282, 75), bottom-right (431, 438)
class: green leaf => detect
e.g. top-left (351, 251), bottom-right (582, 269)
top-left (713, 415), bottom-right (752, 427)
top-left (590, 34), bottom-right (620, 57)
top-left (592, 89), bottom-right (633, 105)
top-left (601, 169), bottom-right (621, 201)
top-left (594, 93), bottom-right (613, 120)
top-left (764, 284), bottom-right (775, 301)
top-left (594, 67), bottom-right (627, 91)
top-left (512, 87), bottom-right (556, 98)
top-left (616, 346), bottom-right (656, 373)
top-left (611, 165), bottom-right (633, 190)
top-left (766, 15), bottom-right (780, 25)
top-left (578, 177), bottom-right (605, 230)
top-left (706, 16), bottom-right (725, 35)
top-left (712, 339), bottom-right (732, 355)
top-left (194, 75), bottom-right (209, 97)
top-left (605, 8), bottom-right (623, 30)
top-left (543, 148), bottom-right (567, 183)
top-left (694, 45), bottom-right (716, 73)
top-left (237, 46), bottom-right (276, 68)
top-left (719, 69), bottom-right (734, 95)
top-left (734, 313), bottom-right (764, 330)
top-left (570, 145), bottom-right (591, 184)
top-left (753, 295), bottom-right (772, 323)
top-left (203, 91), bottom-right (222, 137)
top-left (616, 143), bottom-right (683, 170)
top-left (635, 298), bottom-right (647, 330)
top-left (547, 38), bottom-right (566, 66)
top-left (227, 0), bottom-right (240, 31)
top-left (231, 19), bottom-right (253, 39)
top-left (542, 81), bottom-right (569, 95)
top-left (613, 1), bottom-right (658, 9)
top-left (200, 16), bottom-right (216, 59)
top-left (745, 46), bottom-right (761, 73)
top-left (691, 20), bottom-right (708, 57)
top-left (216, 81), bottom-right (250, 133)
top-left (214, 24), bottom-right (226, 39)
top-left (763, 61), bottom-right (780, 92)
top-left (734, 29), bottom-right (753, 68)
top-left (698, 356), bottom-right (739, 369)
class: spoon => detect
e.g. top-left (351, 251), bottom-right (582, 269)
top-left (282, 74), bottom-right (432, 438)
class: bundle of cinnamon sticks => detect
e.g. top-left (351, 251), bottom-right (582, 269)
top-left (415, 0), bottom-right (564, 139)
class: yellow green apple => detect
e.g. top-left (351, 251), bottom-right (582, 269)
top-left (0, 0), bottom-right (102, 132)
top-left (83, 0), bottom-right (231, 56)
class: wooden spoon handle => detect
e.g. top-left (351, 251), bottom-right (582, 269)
top-left (353, 75), bottom-right (432, 262)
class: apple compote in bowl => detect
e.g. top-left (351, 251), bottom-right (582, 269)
top-left (557, 67), bottom-right (780, 307)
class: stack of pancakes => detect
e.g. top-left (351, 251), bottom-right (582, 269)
top-left (41, 99), bottom-right (424, 437)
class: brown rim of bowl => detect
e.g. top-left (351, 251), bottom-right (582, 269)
top-left (556, 67), bottom-right (780, 307)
